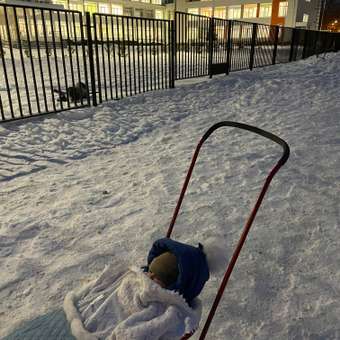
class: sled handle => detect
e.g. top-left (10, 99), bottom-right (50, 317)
top-left (166, 121), bottom-right (290, 340)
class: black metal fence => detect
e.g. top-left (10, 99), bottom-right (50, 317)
top-left (0, 3), bottom-right (89, 122)
top-left (0, 4), bottom-right (339, 123)
top-left (175, 13), bottom-right (340, 79)
top-left (92, 13), bottom-right (173, 104)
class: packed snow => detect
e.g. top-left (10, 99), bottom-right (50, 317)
top-left (0, 52), bottom-right (340, 339)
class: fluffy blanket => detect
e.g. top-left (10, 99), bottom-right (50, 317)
top-left (63, 263), bottom-right (202, 340)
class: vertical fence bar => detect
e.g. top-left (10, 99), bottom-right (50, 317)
top-left (126, 17), bottom-right (132, 96)
top-left (0, 94), bottom-right (4, 121)
top-left (50, 9), bottom-right (63, 110)
top-left (131, 18), bottom-right (137, 94)
top-left (142, 19), bottom-right (147, 92)
top-left (99, 15), bottom-right (107, 101)
top-left (302, 30), bottom-right (308, 59)
top-left (154, 19), bottom-right (158, 89)
top-left (249, 23), bottom-right (257, 70)
top-left (86, 12), bottom-right (97, 106)
top-left (105, 15), bottom-right (113, 100)
top-left (122, 17), bottom-right (128, 95)
top-left (14, 7), bottom-right (32, 116)
top-left (159, 21), bottom-right (164, 89)
top-left (182, 13), bottom-right (186, 79)
top-left (272, 25), bottom-right (279, 65)
top-left (23, 7), bottom-right (40, 113)
top-left (313, 30), bottom-right (318, 56)
top-left (208, 17), bottom-right (213, 78)
top-left (93, 14), bottom-right (102, 103)
top-left (116, 16), bottom-right (123, 97)
top-left (190, 14), bottom-right (193, 77)
top-left (226, 20), bottom-right (232, 75)
top-left (64, 10), bottom-right (76, 107)
top-left (156, 20), bottom-right (161, 90)
top-left (289, 28), bottom-right (297, 62)
top-left (4, 6), bottom-right (23, 117)
top-left (79, 11), bottom-right (90, 107)
top-left (134, 18), bottom-right (142, 93)
top-left (170, 19), bottom-right (175, 88)
top-left (41, 9), bottom-right (57, 111)
top-left (57, 10), bottom-right (70, 107)
top-left (32, 8), bottom-right (48, 112)
top-left (0, 20), bottom-right (15, 119)
top-left (152, 20), bottom-right (157, 91)
top-left (162, 21), bottom-right (167, 88)
top-left (141, 19), bottom-right (146, 92)
top-left (111, 16), bottom-right (119, 98)
top-left (72, 11), bottom-right (83, 105)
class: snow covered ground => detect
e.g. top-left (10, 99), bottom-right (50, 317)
top-left (0, 52), bottom-right (340, 339)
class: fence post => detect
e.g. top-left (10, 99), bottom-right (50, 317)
top-left (289, 28), bottom-right (297, 62)
top-left (208, 18), bottom-right (214, 78)
top-left (249, 23), bottom-right (257, 70)
top-left (226, 20), bottom-right (232, 75)
top-left (169, 19), bottom-right (176, 88)
top-left (85, 12), bottom-right (97, 106)
top-left (313, 30), bottom-right (319, 56)
top-left (302, 30), bottom-right (308, 59)
top-left (272, 25), bottom-right (279, 65)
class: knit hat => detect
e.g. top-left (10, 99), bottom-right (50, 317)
top-left (149, 251), bottom-right (179, 287)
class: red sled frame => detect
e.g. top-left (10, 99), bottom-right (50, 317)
top-left (166, 121), bottom-right (290, 340)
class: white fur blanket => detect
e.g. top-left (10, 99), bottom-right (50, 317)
top-left (63, 263), bottom-right (202, 340)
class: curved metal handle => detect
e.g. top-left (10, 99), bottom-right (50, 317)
top-left (167, 121), bottom-right (290, 340)
top-left (167, 121), bottom-right (289, 238)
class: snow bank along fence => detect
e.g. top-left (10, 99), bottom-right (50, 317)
top-left (0, 4), bottom-right (340, 123)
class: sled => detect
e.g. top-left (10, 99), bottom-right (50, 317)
top-left (167, 122), bottom-right (290, 340)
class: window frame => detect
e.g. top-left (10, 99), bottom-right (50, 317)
top-left (227, 5), bottom-right (241, 19)
top-left (243, 4), bottom-right (258, 19)
top-left (278, 1), bottom-right (288, 17)
top-left (259, 3), bottom-right (272, 18)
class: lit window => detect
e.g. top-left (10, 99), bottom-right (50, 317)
top-left (112, 4), bottom-right (123, 15)
top-left (259, 3), bottom-right (272, 17)
top-left (278, 2), bottom-right (288, 17)
top-left (98, 4), bottom-right (110, 14)
top-left (140, 0), bottom-right (150, 3)
top-left (228, 5), bottom-right (241, 19)
top-left (69, 3), bottom-right (83, 12)
top-left (53, 0), bottom-right (68, 8)
top-left (155, 10), bottom-right (163, 19)
top-left (188, 8), bottom-right (199, 15)
top-left (243, 4), bottom-right (257, 19)
top-left (84, 2), bottom-right (97, 14)
top-left (152, 0), bottom-right (162, 4)
top-left (200, 7), bottom-right (212, 17)
top-left (303, 13), bottom-right (309, 22)
top-left (214, 7), bottom-right (226, 19)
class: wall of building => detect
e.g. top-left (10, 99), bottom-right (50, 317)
top-left (176, 0), bottom-right (323, 29)
top-left (50, 0), bottom-right (171, 19)
top-left (177, 0), bottom-right (274, 25)
top-left (295, 0), bottom-right (323, 29)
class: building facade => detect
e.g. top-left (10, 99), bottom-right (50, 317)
top-left (51, 0), bottom-right (174, 20)
top-left (177, 0), bottom-right (323, 30)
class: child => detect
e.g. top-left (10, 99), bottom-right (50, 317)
top-left (145, 238), bottom-right (210, 306)
top-left (65, 238), bottom-right (210, 339)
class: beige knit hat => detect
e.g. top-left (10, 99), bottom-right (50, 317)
top-left (149, 252), bottom-right (179, 287)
